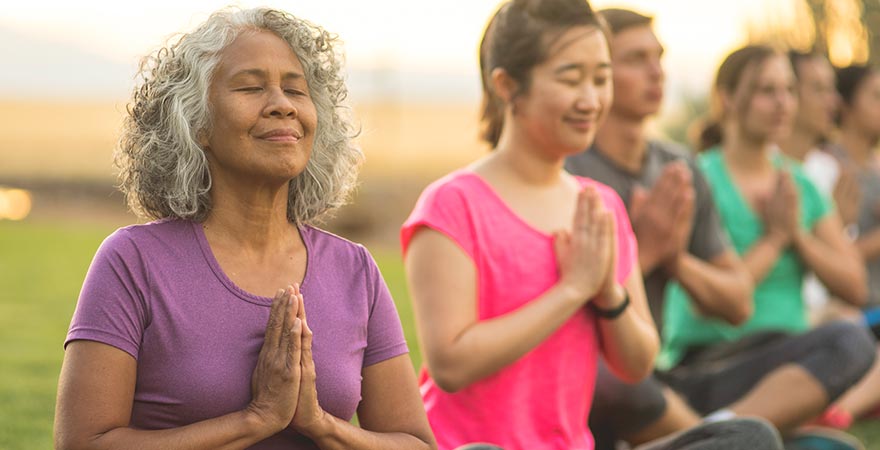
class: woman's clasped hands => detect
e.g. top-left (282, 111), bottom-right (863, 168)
top-left (246, 283), bottom-right (325, 437)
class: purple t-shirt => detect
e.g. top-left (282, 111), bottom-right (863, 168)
top-left (65, 219), bottom-right (408, 449)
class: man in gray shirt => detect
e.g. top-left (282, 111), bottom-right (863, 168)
top-left (565, 9), bottom-right (754, 450)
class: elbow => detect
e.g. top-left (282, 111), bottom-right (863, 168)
top-left (613, 356), bottom-right (656, 384)
top-left (715, 276), bottom-right (754, 327)
top-left (725, 302), bottom-right (752, 327)
top-left (612, 333), bottom-right (660, 384)
top-left (54, 436), bottom-right (87, 450)
top-left (627, 358), bottom-right (657, 383)
top-left (54, 427), bottom-right (80, 450)
top-left (847, 282), bottom-right (869, 308)
top-left (728, 274), bottom-right (755, 326)
top-left (725, 290), bottom-right (754, 326)
top-left (848, 279), bottom-right (869, 307)
top-left (841, 265), bottom-right (869, 307)
top-left (426, 358), bottom-right (472, 393)
top-left (55, 430), bottom-right (103, 450)
top-left (430, 373), bottom-right (466, 394)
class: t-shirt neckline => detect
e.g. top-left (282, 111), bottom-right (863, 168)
top-left (191, 220), bottom-right (312, 306)
top-left (459, 170), bottom-right (565, 239)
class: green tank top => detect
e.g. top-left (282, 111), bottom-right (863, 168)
top-left (658, 147), bottom-right (832, 370)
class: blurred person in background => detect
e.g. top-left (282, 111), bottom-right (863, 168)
top-left (831, 65), bottom-right (880, 312)
top-left (779, 51), bottom-right (861, 325)
top-left (54, 7), bottom-right (436, 450)
top-left (565, 8), bottom-right (754, 449)
top-left (659, 44), bottom-right (873, 446)
top-left (812, 64), bottom-right (880, 428)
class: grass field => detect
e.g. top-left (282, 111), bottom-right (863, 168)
top-left (3, 219), bottom-right (880, 449)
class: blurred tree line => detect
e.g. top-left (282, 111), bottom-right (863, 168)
top-left (749, 0), bottom-right (879, 66)
top-left (662, 0), bottom-right (878, 148)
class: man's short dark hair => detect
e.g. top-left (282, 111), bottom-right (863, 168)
top-left (599, 8), bottom-right (653, 35)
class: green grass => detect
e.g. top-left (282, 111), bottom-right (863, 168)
top-left (0, 221), bottom-right (116, 450)
top-left (372, 251), bottom-right (423, 371)
top-left (852, 420), bottom-right (880, 448)
top-left (3, 220), bottom-right (880, 449)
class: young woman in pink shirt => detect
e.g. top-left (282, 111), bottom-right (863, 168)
top-left (401, 1), bottom-right (658, 448)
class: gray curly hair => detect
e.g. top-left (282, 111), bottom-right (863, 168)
top-left (116, 7), bottom-right (362, 224)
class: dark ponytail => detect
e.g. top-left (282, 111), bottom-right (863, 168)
top-left (697, 121), bottom-right (723, 153)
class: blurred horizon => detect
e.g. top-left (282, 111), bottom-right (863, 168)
top-left (1, 0), bottom-right (875, 236)
top-left (2, 0), bottom-right (797, 105)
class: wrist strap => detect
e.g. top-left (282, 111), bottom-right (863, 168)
top-left (589, 290), bottom-right (631, 319)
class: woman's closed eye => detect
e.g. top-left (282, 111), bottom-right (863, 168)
top-left (558, 77), bottom-right (582, 87)
top-left (284, 88), bottom-right (308, 96)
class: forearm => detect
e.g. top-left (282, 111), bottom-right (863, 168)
top-left (670, 253), bottom-right (753, 325)
top-left (595, 301), bottom-right (659, 383)
top-left (794, 231), bottom-right (867, 306)
top-left (426, 283), bottom-right (586, 392)
top-left (742, 234), bottom-right (787, 284)
top-left (64, 410), bottom-right (273, 450)
top-left (303, 412), bottom-right (434, 450)
top-left (638, 245), bottom-right (665, 275)
top-left (856, 229), bottom-right (880, 262)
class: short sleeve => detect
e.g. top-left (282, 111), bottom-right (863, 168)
top-left (360, 246), bottom-right (409, 367)
top-left (65, 229), bottom-right (151, 359)
top-left (400, 177), bottom-right (476, 259)
top-left (688, 163), bottom-right (730, 261)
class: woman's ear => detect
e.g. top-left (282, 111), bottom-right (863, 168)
top-left (197, 129), bottom-right (210, 150)
top-left (718, 90), bottom-right (734, 116)
top-left (490, 67), bottom-right (518, 104)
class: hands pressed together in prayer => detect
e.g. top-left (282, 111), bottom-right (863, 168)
top-left (247, 283), bottom-right (326, 438)
top-left (629, 161), bottom-right (696, 275)
top-left (760, 171), bottom-right (801, 247)
top-left (554, 185), bottom-right (626, 310)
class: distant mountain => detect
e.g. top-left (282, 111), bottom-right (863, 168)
top-left (0, 26), bottom-right (135, 100)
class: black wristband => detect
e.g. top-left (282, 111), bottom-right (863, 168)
top-left (589, 291), bottom-right (631, 319)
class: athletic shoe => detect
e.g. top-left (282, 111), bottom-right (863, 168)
top-left (784, 427), bottom-right (864, 450)
top-left (812, 406), bottom-right (854, 429)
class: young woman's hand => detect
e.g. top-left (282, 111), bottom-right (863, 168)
top-left (595, 193), bottom-right (625, 310)
top-left (555, 185), bottom-right (614, 304)
top-left (761, 171), bottom-right (800, 244)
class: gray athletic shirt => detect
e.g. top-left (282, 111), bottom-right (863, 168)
top-left (827, 144), bottom-right (880, 307)
top-left (565, 141), bottom-right (730, 331)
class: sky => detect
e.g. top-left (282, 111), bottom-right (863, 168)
top-left (0, 0), bottom-right (782, 103)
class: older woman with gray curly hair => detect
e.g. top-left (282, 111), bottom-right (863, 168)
top-left (54, 7), bottom-right (436, 450)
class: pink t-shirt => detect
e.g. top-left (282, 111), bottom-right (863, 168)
top-left (401, 171), bottom-right (637, 450)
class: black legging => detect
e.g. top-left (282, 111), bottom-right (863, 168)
top-left (636, 417), bottom-right (783, 450)
top-left (456, 418), bottom-right (784, 450)
top-left (589, 360), bottom-right (668, 450)
top-left (658, 321), bottom-right (876, 415)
